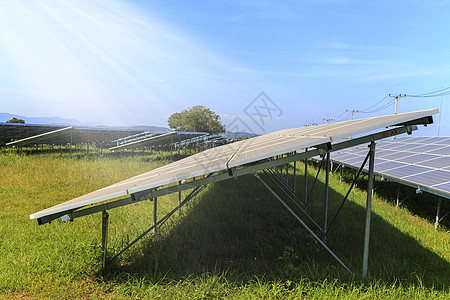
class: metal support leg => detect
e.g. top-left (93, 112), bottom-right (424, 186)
top-left (435, 197), bottom-right (442, 230)
top-left (396, 184), bottom-right (400, 208)
top-left (293, 160), bottom-right (297, 196)
top-left (362, 141), bottom-right (375, 278)
top-left (304, 158), bottom-right (308, 210)
top-left (323, 152), bottom-right (330, 242)
top-left (153, 197), bottom-right (158, 233)
top-left (178, 181), bottom-right (182, 214)
top-left (101, 210), bottom-right (109, 268)
top-left (170, 137), bottom-right (173, 160)
top-left (70, 132), bottom-right (73, 157)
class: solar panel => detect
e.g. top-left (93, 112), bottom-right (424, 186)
top-left (434, 182), bottom-right (450, 194)
top-left (374, 149), bottom-right (398, 158)
top-left (4, 124), bottom-right (144, 147)
top-left (329, 134), bottom-right (450, 199)
top-left (417, 156), bottom-right (450, 169)
top-left (426, 137), bottom-right (450, 145)
top-left (395, 153), bottom-right (439, 164)
top-left (374, 161), bottom-right (407, 172)
top-left (388, 143), bottom-right (422, 151)
top-left (29, 109), bottom-right (439, 223)
top-left (403, 170), bottom-right (450, 187)
top-left (378, 151), bottom-right (416, 161)
top-left (109, 131), bottom-right (208, 151)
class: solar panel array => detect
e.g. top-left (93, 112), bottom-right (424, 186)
top-left (29, 109), bottom-right (439, 221)
top-left (0, 123), bottom-right (66, 146)
top-left (330, 136), bottom-right (450, 199)
top-left (109, 131), bottom-right (208, 151)
top-left (1, 123), bottom-right (146, 148)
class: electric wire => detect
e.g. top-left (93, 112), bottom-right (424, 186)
top-left (407, 86), bottom-right (450, 98)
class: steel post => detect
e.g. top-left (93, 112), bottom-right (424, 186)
top-left (170, 137), bottom-right (173, 160)
top-left (304, 157), bottom-right (308, 210)
top-left (101, 210), bottom-right (109, 268)
top-left (153, 197), bottom-right (158, 233)
top-left (70, 132), bottom-right (73, 157)
top-left (435, 197), bottom-right (442, 230)
top-left (178, 181), bottom-right (182, 214)
top-left (323, 152), bottom-right (330, 242)
top-left (293, 160), bottom-right (297, 196)
top-left (362, 141), bottom-right (375, 278)
top-left (396, 184), bottom-right (400, 207)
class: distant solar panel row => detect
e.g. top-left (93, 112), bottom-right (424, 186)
top-left (109, 131), bottom-right (208, 151)
top-left (330, 136), bottom-right (450, 198)
top-left (0, 123), bottom-right (145, 147)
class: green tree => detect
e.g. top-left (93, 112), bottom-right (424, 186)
top-left (168, 105), bottom-right (225, 134)
top-left (6, 117), bottom-right (25, 124)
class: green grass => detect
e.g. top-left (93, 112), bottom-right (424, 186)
top-left (0, 151), bottom-right (448, 299)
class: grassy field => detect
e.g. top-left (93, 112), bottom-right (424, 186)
top-left (0, 151), bottom-right (449, 299)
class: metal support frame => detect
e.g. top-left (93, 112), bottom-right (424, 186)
top-left (323, 152), bottom-right (330, 242)
top-left (253, 172), bottom-right (354, 276)
top-left (40, 126), bottom-right (414, 226)
top-left (101, 210), bottom-right (109, 268)
top-left (306, 155), bottom-right (325, 210)
top-left (178, 180), bottom-right (182, 214)
top-left (110, 184), bottom-right (206, 262)
top-left (362, 141), bottom-right (375, 278)
top-left (435, 197), bottom-right (441, 230)
top-left (304, 154), bottom-right (308, 210)
top-left (41, 126), bottom-right (419, 276)
top-left (153, 197), bottom-right (158, 233)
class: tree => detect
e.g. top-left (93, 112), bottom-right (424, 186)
top-left (6, 117), bottom-right (25, 124)
top-left (168, 105), bottom-right (225, 134)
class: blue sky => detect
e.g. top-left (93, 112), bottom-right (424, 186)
top-left (0, 0), bottom-right (449, 136)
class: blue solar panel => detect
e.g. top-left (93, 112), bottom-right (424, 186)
top-left (396, 153), bottom-right (439, 164)
top-left (420, 137), bottom-right (450, 144)
top-left (330, 136), bottom-right (450, 198)
top-left (416, 156), bottom-right (450, 169)
top-left (375, 150), bottom-right (398, 158)
top-left (428, 147), bottom-right (450, 155)
top-left (378, 151), bottom-right (416, 161)
top-left (434, 182), bottom-right (450, 194)
top-left (390, 143), bottom-right (423, 151)
top-left (375, 164), bottom-right (433, 180)
top-left (407, 145), bottom-right (444, 153)
top-left (374, 161), bottom-right (407, 172)
top-left (404, 170), bottom-right (450, 187)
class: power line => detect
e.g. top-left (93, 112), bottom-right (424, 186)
top-left (407, 86), bottom-right (450, 98)
top-left (359, 95), bottom-right (390, 113)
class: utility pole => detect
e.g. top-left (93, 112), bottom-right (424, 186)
top-left (388, 94), bottom-right (406, 114)
top-left (346, 110), bottom-right (358, 140)
top-left (438, 87), bottom-right (443, 137)
top-left (323, 118), bottom-right (334, 124)
top-left (346, 110), bottom-right (358, 120)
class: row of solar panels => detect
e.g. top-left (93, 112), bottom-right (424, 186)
top-left (329, 136), bottom-right (450, 199)
top-left (0, 123), bottom-right (208, 150)
top-left (30, 109), bottom-right (438, 222)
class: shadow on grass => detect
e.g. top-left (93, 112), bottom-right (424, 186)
top-left (103, 173), bottom-right (450, 290)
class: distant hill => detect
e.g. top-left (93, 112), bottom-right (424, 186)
top-left (0, 113), bottom-right (172, 133)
